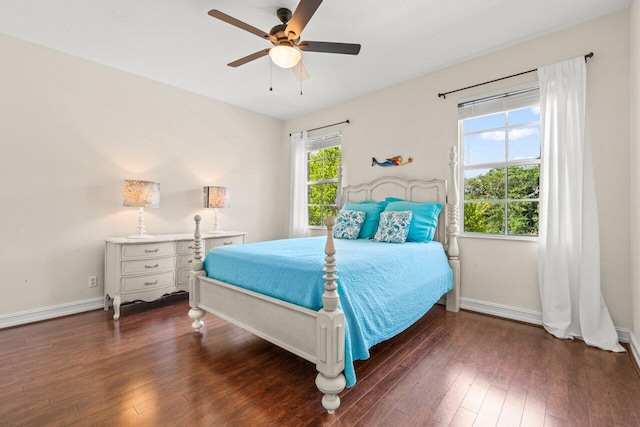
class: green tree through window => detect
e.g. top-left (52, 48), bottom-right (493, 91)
top-left (464, 166), bottom-right (539, 235)
top-left (307, 144), bottom-right (341, 226)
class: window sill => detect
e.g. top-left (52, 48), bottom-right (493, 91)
top-left (460, 233), bottom-right (537, 243)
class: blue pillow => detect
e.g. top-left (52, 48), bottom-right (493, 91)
top-left (384, 198), bottom-right (443, 242)
top-left (342, 200), bottom-right (388, 239)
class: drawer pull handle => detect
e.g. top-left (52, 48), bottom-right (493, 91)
top-left (145, 264), bottom-right (159, 269)
top-left (188, 259), bottom-right (193, 263)
top-left (188, 245), bottom-right (195, 249)
top-left (223, 241), bottom-right (233, 246)
top-left (144, 248), bottom-right (160, 253)
top-left (145, 280), bottom-right (159, 286)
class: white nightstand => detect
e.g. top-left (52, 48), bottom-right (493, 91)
top-left (104, 231), bottom-right (246, 320)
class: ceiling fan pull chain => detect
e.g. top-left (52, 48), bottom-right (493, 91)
top-left (300, 65), bottom-right (303, 95)
top-left (269, 59), bottom-right (273, 92)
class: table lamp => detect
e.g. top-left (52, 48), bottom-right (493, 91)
top-left (203, 186), bottom-right (230, 234)
top-left (123, 180), bottom-right (160, 238)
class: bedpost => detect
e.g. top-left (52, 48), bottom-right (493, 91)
top-left (446, 146), bottom-right (461, 312)
top-left (315, 217), bottom-right (346, 414)
top-left (188, 215), bottom-right (206, 331)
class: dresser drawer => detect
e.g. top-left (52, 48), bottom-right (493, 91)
top-left (207, 235), bottom-right (244, 250)
top-left (177, 241), bottom-right (197, 254)
top-left (177, 268), bottom-right (191, 285)
top-left (121, 257), bottom-right (176, 275)
top-left (122, 242), bottom-right (176, 259)
top-left (121, 271), bottom-right (175, 293)
top-left (177, 254), bottom-right (194, 268)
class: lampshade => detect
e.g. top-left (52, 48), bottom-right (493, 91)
top-left (203, 186), bottom-right (231, 209)
top-left (123, 180), bottom-right (160, 208)
top-left (123, 180), bottom-right (159, 239)
top-left (269, 45), bottom-right (302, 69)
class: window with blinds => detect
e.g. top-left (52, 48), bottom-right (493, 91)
top-left (458, 87), bottom-right (541, 237)
top-left (307, 133), bottom-right (342, 227)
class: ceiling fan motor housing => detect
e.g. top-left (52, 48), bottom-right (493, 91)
top-left (271, 9), bottom-right (299, 45)
top-left (276, 8), bottom-right (292, 24)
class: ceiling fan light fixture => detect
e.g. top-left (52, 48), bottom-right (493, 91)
top-left (269, 45), bottom-right (301, 68)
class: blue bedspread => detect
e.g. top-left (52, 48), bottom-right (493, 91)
top-left (203, 236), bottom-right (453, 387)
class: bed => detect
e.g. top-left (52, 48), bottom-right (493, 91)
top-left (187, 147), bottom-right (461, 414)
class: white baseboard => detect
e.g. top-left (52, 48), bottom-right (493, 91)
top-left (630, 332), bottom-right (640, 369)
top-left (0, 297), bottom-right (104, 329)
top-left (460, 297), bottom-right (631, 344)
top-left (460, 297), bottom-right (543, 326)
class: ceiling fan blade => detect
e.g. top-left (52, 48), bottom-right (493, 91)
top-left (208, 10), bottom-right (275, 42)
top-left (298, 41), bottom-right (361, 55)
top-left (291, 61), bottom-right (310, 81)
top-left (285, 0), bottom-right (323, 40)
top-left (228, 49), bottom-right (271, 67)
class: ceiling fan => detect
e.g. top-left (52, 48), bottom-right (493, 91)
top-left (208, 0), bottom-right (361, 81)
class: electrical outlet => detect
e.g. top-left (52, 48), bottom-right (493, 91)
top-left (88, 276), bottom-right (97, 288)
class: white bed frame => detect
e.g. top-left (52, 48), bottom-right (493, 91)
top-left (187, 147), bottom-right (461, 414)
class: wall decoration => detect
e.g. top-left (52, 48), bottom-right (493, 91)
top-left (371, 156), bottom-right (413, 167)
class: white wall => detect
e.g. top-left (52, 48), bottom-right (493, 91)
top-left (0, 33), bottom-right (287, 316)
top-left (630, 0), bottom-right (640, 346)
top-left (285, 11), bottom-right (632, 328)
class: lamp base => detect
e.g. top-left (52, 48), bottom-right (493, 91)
top-left (127, 234), bottom-right (154, 239)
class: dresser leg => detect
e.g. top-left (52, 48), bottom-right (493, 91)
top-left (113, 296), bottom-right (121, 320)
top-left (104, 294), bottom-right (110, 311)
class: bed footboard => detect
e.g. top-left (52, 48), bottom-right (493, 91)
top-left (188, 215), bottom-right (346, 414)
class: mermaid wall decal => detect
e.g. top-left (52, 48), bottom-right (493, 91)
top-left (371, 155), bottom-right (413, 167)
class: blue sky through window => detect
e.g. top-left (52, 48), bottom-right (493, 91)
top-left (463, 106), bottom-right (540, 167)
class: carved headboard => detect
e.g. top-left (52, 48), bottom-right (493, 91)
top-left (342, 176), bottom-right (448, 246)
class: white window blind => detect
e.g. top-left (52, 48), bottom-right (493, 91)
top-left (307, 133), bottom-right (342, 151)
top-left (458, 87), bottom-right (540, 120)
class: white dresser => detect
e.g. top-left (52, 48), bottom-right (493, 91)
top-left (104, 231), bottom-right (246, 320)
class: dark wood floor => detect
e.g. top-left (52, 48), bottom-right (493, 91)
top-left (1, 295), bottom-right (639, 426)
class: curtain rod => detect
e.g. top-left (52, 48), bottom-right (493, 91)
top-left (437, 52), bottom-right (594, 99)
top-left (289, 119), bottom-right (350, 137)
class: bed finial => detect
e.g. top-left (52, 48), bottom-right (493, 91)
top-left (446, 146), bottom-right (461, 312)
top-left (316, 216), bottom-right (346, 414)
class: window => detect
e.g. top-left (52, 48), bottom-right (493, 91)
top-left (307, 133), bottom-right (342, 227)
top-left (458, 88), bottom-right (541, 237)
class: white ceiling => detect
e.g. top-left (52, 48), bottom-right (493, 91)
top-left (0, 0), bottom-right (630, 120)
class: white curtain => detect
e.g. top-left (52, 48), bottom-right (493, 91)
top-left (289, 131), bottom-right (308, 238)
top-left (334, 162), bottom-right (343, 207)
top-left (538, 57), bottom-right (623, 352)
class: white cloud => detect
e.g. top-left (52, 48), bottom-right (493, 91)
top-left (531, 105), bottom-right (540, 114)
top-left (480, 127), bottom-right (539, 141)
top-left (480, 131), bottom-right (505, 141)
top-left (509, 127), bottom-right (539, 140)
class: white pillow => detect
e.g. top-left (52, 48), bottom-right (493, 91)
top-left (333, 210), bottom-right (367, 240)
top-left (373, 210), bottom-right (413, 243)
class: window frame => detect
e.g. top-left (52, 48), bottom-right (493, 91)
top-left (458, 90), bottom-right (541, 241)
top-left (306, 133), bottom-right (342, 229)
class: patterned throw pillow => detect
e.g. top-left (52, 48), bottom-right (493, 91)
top-left (333, 210), bottom-right (367, 240)
top-left (373, 210), bottom-right (413, 243)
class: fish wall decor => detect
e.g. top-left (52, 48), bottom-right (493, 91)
top-left (371, 156), bottom-right (413, 167)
